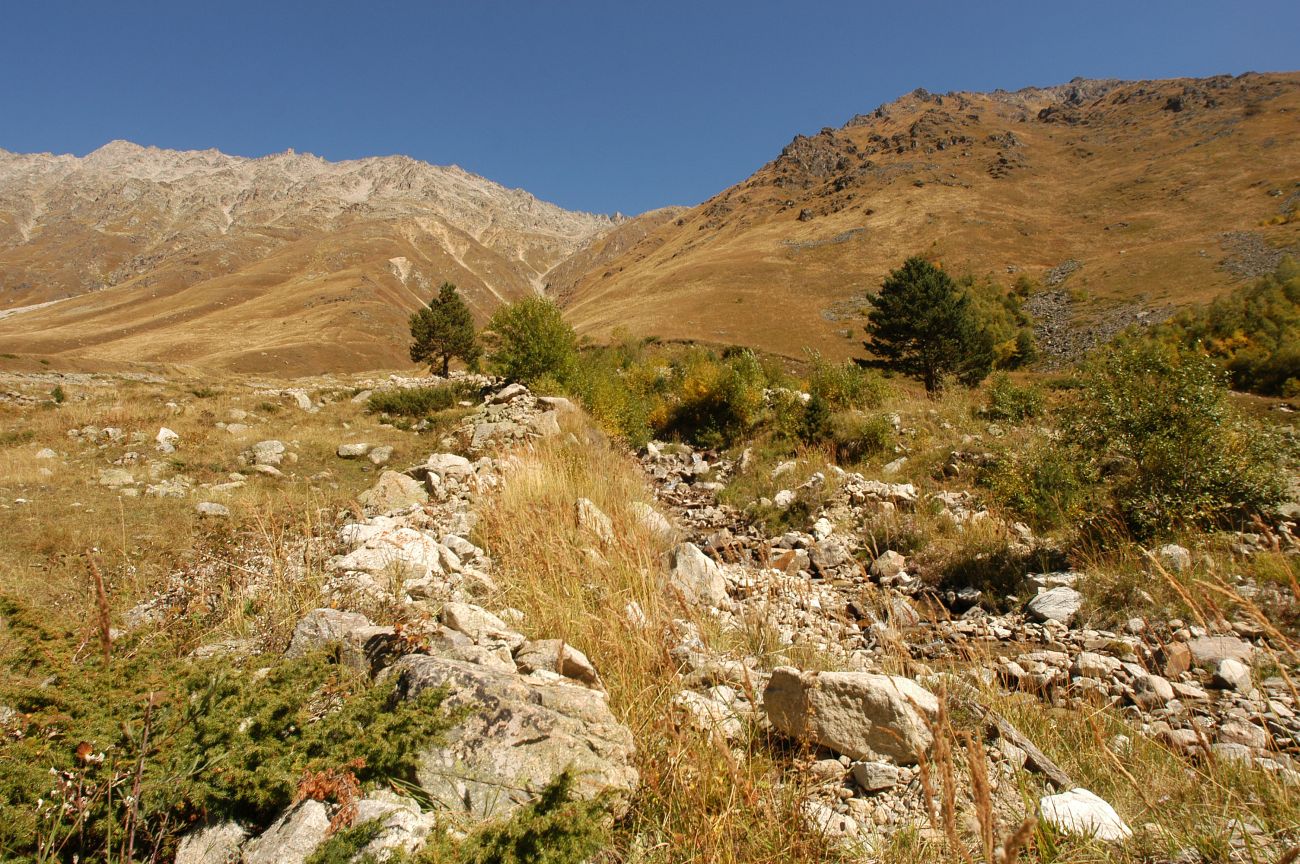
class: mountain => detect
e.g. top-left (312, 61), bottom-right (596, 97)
top-left (0, 142), bottom-right (616, 371)
top-left (562, 72), bottom-right (1300, 360)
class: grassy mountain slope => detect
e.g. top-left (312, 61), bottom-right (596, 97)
top-left (562, 73), bottom-right (1300, 359)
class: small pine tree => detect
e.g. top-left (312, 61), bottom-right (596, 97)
top-left (864, 256), bottom-right (994, 393)
top-left (409, 282), bottom-right (481, 377)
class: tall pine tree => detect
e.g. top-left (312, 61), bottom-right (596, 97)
top-left (864, 256), bottom-right (994, 393)
top-left (409, 282), bottom-right (481, 376)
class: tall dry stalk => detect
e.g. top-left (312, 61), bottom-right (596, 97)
top-left (86, 551), bottom-right (112, 663)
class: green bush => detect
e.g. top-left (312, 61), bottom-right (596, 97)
top-left (652, 348), bottom-right (772, 448)
top-left (1146, 258), bottom-right (1300, 395)
top-left (984, 441), bottom-right (1093, 531)
top-left (983, 373), bottom-right (1044, 422)
top-left (0, 607), bottom-right (449, 862)
top-left (366, 381), bottom-right (477, 418)
top-left (825, 411), bottom-right (892, 464)
top-left (486, 298), bottom-right (579, 385)
top-left (422, 772), bottom-right (610, 864)
top-left (1065, 344), bottom-right (1285, 538)
top-left (805, 353), bottom-right (889, 410)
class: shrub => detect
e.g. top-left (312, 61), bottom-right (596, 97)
top-left (50, 384), bottom-right (66, 404)
top-left (1147, 258), bottom-right (1300, 395)
top-left (651, 348), bottom-right (771, 448)
top-left (825, 411), bottom-right (892, 464)
top-left (486, 298), bottom-right (578, 385)
top-left (1065, 343), bottom-right (1285, 538)
top-left (805, 352), bottom-right (889, 409)
top-left (982, 373), bottom-right (1044, 421)
top-left (0, 624), bottom-right (449, 862)
top-left (984, 441), bottom-right (1093, 531)
top-left (365, 381), bottom-right (477, 418)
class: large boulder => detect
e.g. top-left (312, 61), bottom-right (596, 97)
top-left (1187, 635), bottom-right (1255, 667)
top-left (388, 655), bottom-right (638, 820)
top-left (1026, 586), bottom-right (1084, 625)
top-left (1039, 788), bottom-right (1131, 842)
top-left (358, 471), bottom-right (429, 513)
top-left (762, 667), bottom-right (938, 764)
top-left (667, 542), bottom-right (728, 607)
top-left (175, 822), bottom-right (248, 864)
top-left (241, 800), bottom-right (329, 864)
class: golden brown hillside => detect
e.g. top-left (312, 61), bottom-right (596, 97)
top-left (0, 143), bottom-right (616, 372)
top-left (563, 73), bottom-right (1300, 360)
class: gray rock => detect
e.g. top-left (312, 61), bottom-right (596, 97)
top-left (1072, 652), bottom-right (1122, 679)
top-left (763, 667), bottom-right (938, 764)
top-left (575, 497), bottom-right (615, 546)
top-left (1188, 636), bottom-right (1255, 666)
top-left (1157, 544), bottom-right (1192, 574)
top-left (337, 442), bottom-right (372, 458)
top-left (514, 639), bottom-right (604, 690)
top-left (97, 468), bottom-right (136, 487)
top-left (358, 471), bottom-right (429, 513)
top-left (1039, 788), bottom-right (1131, 842)
top-left (672, 688), bottom-right (745, 742)
top-left (1026, 586), bottom-right (1084, 625)
top-left (869, 550), bottom-right (907, 582)
top-left (284, 608), bottom-right (374, 658)
top-left (390, 654), bottom-right (638, 821)
top-left (350, 791), bottom-right (438, 859)
top-left (489, 383), bottom-right (529, 404)
top-left (440, 602), bottom-right (525, 651)
top-left (851, 760), bottom-right (900, 792)
top-left (368, 445), bottom-right (394, 467)
top-left (1132, 674), bottom-right (1175, 708)
top-left (1214, 657), bottom-right (1253, 692)
top-left (195, 501), bottom-right (230, 518)
top-left (241, 800), bottom-right (329, 864)
top-left (251, 440), bottom-right (286, 466)
top-left (175, 821), bottom-right (248, 864)
top-left (631, 501), bottom-right (675, 538)
top-left (667, 542), bottom-right (728, 607)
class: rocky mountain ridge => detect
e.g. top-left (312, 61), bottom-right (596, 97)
top-left (563, 72), bottom-right (1300, 360)
top-left (0, 142), bottom-right (619, 370)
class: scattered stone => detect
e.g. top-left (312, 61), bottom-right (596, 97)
top-left (1157, 544), bottom-right (1192, 574)
top-left (668, 542), bottom-right (728, 607)
top-left (368, 445), bottom-right (394, 466)
top-left (763, 667), bottom-right (938, 764)
top-left (1039, 788), bottom-right (1131, 842)
top-left (1026, 587), bottom-right (1084, 625)
top-left (359, 471), bottom-right (429, 512)
top-left (575, 497), bottom-right (615, 545)
top-left (1213, 657), bottom-right (1253, 692)
top-left (337, 442), bottom-right (372, 458)
top-left (1188, 636), bottom-right (1255, 667)
top-left (851, 760), bottom-right (900, 792)
top-left (97, 468), bottom-right (135, 487)
top-left (514, 639), bottom-right (604, 690)
top-left (195, 501), bottom-right (230, 518)
top-left (251, 440), bottom-right (286, 466)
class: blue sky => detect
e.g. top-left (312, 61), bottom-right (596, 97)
top-left (2, 1), bottom-right (1296, 214)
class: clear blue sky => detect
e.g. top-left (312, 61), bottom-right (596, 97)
top-left (3, 1), bottom-right (1296, 215)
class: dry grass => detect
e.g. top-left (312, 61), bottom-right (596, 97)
top-left (475, 419), bottom-right (848, 863)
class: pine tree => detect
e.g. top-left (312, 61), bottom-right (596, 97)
top-left (864, 256), bottom-right (994, 393)
top-left (409, 282), bottom-right (481, 376)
